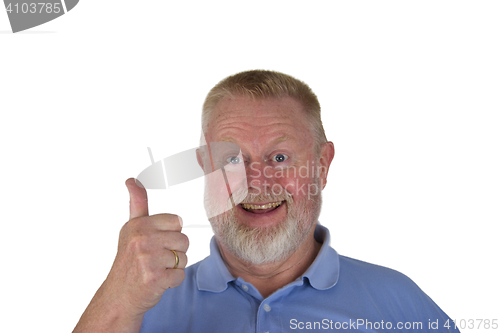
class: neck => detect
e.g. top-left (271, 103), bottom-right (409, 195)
top-left (217, 224), bottom-right (322, 299)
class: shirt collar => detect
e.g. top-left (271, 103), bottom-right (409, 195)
top-left (302, 224), bottom-right (340, 290)
top-left (197, 237), bottom-right (236, 292)
top-left (197, 223), bottom-right (340, 292)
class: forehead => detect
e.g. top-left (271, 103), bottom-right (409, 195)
top-left (205, 95), bottom-right (314, 145)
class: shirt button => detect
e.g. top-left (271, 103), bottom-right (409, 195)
top-left (263, 304), bottom-right (271, 312)
top-left (241, 284), bottom-right (249, 292)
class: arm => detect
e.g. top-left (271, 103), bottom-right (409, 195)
top-left (73, 280), bottom-right (144, 333)
top-left (73, 178), bottom-right (188, 333)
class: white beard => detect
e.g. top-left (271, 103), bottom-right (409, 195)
top-left (204, 177), bottom-right (322, 265)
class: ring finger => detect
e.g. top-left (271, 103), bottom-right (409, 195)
top-left (166, 250), bottom-right (187, 270)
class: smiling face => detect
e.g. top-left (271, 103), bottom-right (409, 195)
top-left (201, 95), bottom-right (330, 265)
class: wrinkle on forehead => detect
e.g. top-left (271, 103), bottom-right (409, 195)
top-left (218, 135), bottom-right (290, 144)
top-left (214, 95), bottom-right (301, 119)
top-left (212, 115), bottom-right (296, 137)
top-left (204, 96), bottom-right (314, 146)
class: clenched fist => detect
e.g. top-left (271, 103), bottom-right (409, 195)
top-left (73, 178), bottom-right (189, 333)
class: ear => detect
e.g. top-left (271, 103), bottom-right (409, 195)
top-left (196, 148), bottom-right (205, 172)
top-left (318, 142), bottom-right (335, 190)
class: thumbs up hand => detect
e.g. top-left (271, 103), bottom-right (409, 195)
top-left (109, 178), bottom-right (189, 313)
top-left (73, 178), bottom-right (189, 333)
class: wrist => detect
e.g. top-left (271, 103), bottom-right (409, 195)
top-left (73, 281), bottom-right (145, 333)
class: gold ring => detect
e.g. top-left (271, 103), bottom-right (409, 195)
top-left (170, 250), bottom-right (179, 269)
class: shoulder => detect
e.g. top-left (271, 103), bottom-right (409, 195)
top-left (337, 254), bottom-right (426, 299)
top-left (338, 255), bottom-right (417, 287)
top-left (336, 255), bottom-right (450, 317)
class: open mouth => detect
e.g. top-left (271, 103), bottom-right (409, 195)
top-left (240, 201), bottom-right (284, 214)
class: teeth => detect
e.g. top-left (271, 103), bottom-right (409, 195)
top-left (241, 202), bottom-right (282, 210)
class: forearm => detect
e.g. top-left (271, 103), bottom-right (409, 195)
top-left (73, 283), bottom-right (144, 333)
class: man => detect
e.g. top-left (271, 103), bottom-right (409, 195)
top-left (74, 70), bottom-right (459, 332)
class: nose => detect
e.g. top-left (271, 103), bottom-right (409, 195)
top-left (246, 161), bottom-right (275, 190)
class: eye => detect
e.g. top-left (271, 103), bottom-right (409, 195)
top-left (226, 156), bottom-right (243, 164)
top-left (272, 154), bottom-right (288, 163)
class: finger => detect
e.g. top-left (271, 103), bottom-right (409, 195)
top-left (166, 250), bottom-right (188, 270)
top-left (145, 214), bottom-right (184, 232)
top-left (138, 230), bottom-right (189, 253)
top-left (126, 178), bottom-right (149, 219)
top-left (162, 231), bottom-right (189, 253)
top-left (150, 250), bottom-right (188, 271)
top-left (164, 269), bottom-right (185, 289)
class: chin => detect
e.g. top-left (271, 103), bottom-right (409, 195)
top-left (209, 195), bottom-right (322, 266)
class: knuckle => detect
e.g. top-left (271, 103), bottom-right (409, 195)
top-left (136, 256), bottom-right (166, 286)
top-left (172, 232), bottom-right (189, 251)
top-left (134, 215), bottom-right (150, 226)
top-left (125, 216), bottom-right (147, 231)
top-left (181, 233), bottom-right (189, 250)
top-left (127, 232), bottom-right (150, 253)
top-left (140, 268), bottom-right (159, 286)
top-left (158, 213), bottom-right (182, 228)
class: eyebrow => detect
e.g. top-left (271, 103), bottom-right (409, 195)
top-left (218, 137), bottom-right (235, 143)
top-left (274, 135), bottom-right (289, 144)
top-left (218, 135), bottom-right (290, 144)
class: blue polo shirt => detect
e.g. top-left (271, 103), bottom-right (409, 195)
top-left (140, 224), bottom-right (459, 332)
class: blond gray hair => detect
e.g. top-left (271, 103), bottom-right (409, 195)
top-left (201, 70), bottom-right (327, 153)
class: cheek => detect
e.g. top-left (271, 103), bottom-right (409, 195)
top-left (205, 167), bottom-right (248, 204)
top-left (224, 167), bottom-right (248, 203)
top-left (278, 175), bottom-right (319, 202)
top-left (205, 171), bottom-right (231, 202)
top-left (274, 159), bottom-right (321, 197)
top-left (278, 177), bottom-right (302, 197)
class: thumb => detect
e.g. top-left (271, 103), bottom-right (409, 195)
top-left (125, 178), bottom-right (149, 219)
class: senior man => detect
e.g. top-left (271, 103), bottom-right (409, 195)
top-left (74, 70), bottom-right (459, 332)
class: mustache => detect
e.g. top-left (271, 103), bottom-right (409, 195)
top-left (230, 186), bottom-right (294, 206)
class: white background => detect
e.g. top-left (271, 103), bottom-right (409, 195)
top-left (1, 1), bottom-right (499, 332)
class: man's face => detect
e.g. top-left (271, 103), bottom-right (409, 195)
top-left (201, 95), bottom-right (328, 265)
